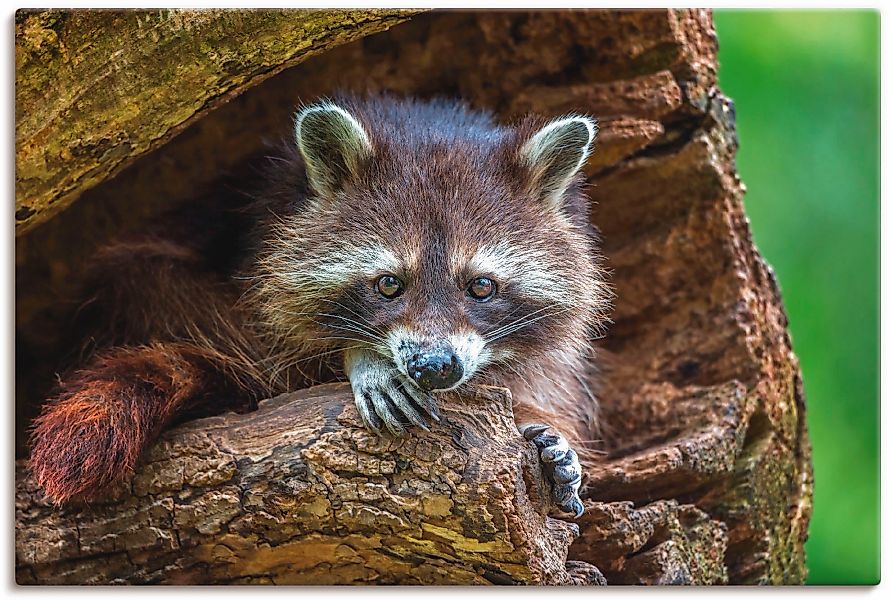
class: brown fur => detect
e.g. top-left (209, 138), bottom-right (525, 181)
top-left (29, 94), bottom-right (611, 504)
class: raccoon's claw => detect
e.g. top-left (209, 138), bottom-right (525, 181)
top-left (366, 389), bottom-right (407, 437)
top-left (520, 423), bottom-right (585, 518)
top-left (398, 380), bottom-right (441, 423)
top-left (521, 423), bottom-right (551, 441)
top-left (354, 381), bottom-right (438, 437)
top-left (347, 351), bottom-right (440, 437)
top-left (354, 392), bottom-right (387, 436)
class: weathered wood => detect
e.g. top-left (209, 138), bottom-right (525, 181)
top-left (15, 384), bottom-right (597, 585)
top-left (15, 9), bottom-right (813, 585)
top-left (14, 8), bottom-right (420, 233)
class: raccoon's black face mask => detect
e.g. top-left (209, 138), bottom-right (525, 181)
top-left (253, 95), bottom-right (610, 391)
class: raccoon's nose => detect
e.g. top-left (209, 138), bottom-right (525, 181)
top-left (407, 351), bottom-right (464, 391)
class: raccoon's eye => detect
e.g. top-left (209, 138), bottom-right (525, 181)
top-left (376, 275), bottom-right (404, 299)
top-left (467, 277), bottom-right (497, 302)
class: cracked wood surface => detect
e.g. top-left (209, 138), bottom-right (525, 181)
top-left (16, 384), bottom-right (595, 585)
top-left (16, 9), bottom-right (812, 584)
top-left (15, 8), bottom-right (420, 233)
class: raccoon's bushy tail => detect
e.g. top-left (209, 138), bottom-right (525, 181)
top-left (29, 343), bottom-right (222, 503)
top-left (28, 235), bottom-right (270, 504)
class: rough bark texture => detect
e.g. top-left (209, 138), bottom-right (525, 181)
top-left (16, 384), bottom-right (600, 585)
top-left (15, 9), bottom-right (813, 585)
top-left (14, 8), bottom-right (419, 233)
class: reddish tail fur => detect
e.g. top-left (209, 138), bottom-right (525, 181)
top-left (30, 344), bottom-right (206, 503)
top-left (28, 233), bottom-right (278, 504)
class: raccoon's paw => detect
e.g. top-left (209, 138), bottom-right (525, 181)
top-left (348, 354), bottom-right (440, 437)
top-left (520, 423), bottom-right (585, 518)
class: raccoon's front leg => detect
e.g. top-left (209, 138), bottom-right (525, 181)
top-left (344, 349), bottom-right (440, 437)
top-left (519, 423), bottom-right (585, 518)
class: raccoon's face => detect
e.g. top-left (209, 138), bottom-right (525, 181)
top-left (254, 96), bottom-right (610, 391)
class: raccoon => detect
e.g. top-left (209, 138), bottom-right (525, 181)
top-left (28, 95), bottom-right (611, 517)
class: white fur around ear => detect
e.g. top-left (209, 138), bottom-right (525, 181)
top-left (294, 102), bottom-right (373, 197)
top-left (520, 115), bottom-right (598, 208)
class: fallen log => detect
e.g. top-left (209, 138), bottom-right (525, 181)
top-left (15, 384), bottom-right (600, 585)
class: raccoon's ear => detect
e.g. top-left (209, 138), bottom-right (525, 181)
top-left (519, 115), bottom-right (598, 210)
top-left (294, 102), bottom-right (373, 197)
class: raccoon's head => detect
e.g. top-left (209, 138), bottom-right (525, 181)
top-left (253, 95), bottom-right (611, 391)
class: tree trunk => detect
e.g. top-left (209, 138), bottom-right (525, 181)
top-left (15, 9), bottom-right (813, 585)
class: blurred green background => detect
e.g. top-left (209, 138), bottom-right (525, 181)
top-left (713, 10), bottom-right (879, 585)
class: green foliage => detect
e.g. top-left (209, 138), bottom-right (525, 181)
top-left (714, 10), bottom-right (879, 585)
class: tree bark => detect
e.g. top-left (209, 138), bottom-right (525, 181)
top-left (15, 9), bottom-right (813, 585)
top-left (14, 8), bottom-right (420, 233)
top-left (16, 384), bottom-right (600, 585)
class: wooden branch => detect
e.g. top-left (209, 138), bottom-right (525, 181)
top-left (14, 8), bottom-right (420, 233)
top-left (15, 384), bottom-right (600, 585)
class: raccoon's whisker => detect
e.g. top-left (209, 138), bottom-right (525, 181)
top-left (262, 306), bottom-right (385, 341)
top-left (488, 302), bottom-right (539, 330)
top-left (485, 315), bottom-right (566, 343)
top-left (302, 337), bottom-right (391, 361)
top-left (313, 317), bottom-right (388, 343)
top-left (264, 154), bottom-right (291, 165)
top-left (485, 319), bottom-right (545, 342)
top-left (263, 341), bottom-right (372, 389)
top-left (317, 298), bottom-right (387, 337)
top-left (317, 322), bottom-right (384, 342)
top-left (268, 311), bottom-right (382, 345)
top-left (484, 306), bottom-right (572, 342)
top-left (265, 317), bottom-right (324, 344)
top-left (504, 304), bottom-right (570, 330)
top-left (319, 298), bottom-right (374, 327)
top-left (485, 304), bottom-right (561, 339)
top-left (303, 335), bottom-right (374, 346)
top-left (315, 318), bottom-right (375, 336)
top-left (263, 349), bottom-right (307, 388)
top-left (314, 312), bottom-right (386, 338)
top-left (292, 344), bottom-right (365, 364)
top-left (499, 358), bottom-right (580, 417)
